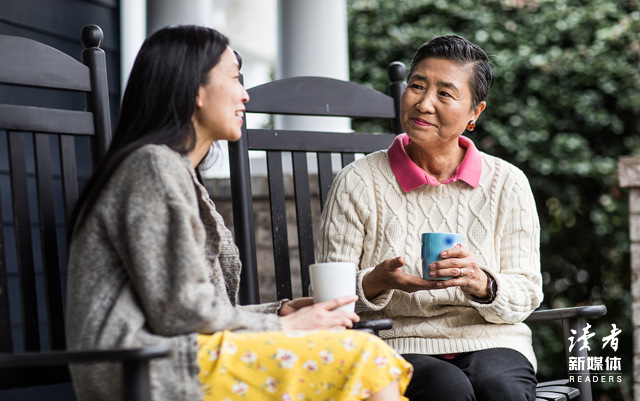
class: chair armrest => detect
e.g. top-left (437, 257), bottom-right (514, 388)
top-left (523, 305), bottom-right (607, 324)
top-left (0, 346), bottom-right (172, 401)
top-left (0, 346), bottom-right (172, 368)
top-left (352, 318), bottom-right (393, 332)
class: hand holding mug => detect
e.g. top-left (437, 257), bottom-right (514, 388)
top-left (363, 233), bottom-right (467, 298)
top-left (427, 246), bottom-right (490, 299)
top-left (362, 256), bottom-right (434, 299)
top-left (363, 231), bottom-right (491, 300)
top-left (363, 252), bottom-right (490, 299)
top-left (280, 295), bottom-right (360, 331)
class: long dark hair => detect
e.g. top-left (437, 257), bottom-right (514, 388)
top-left (68, 25), bottom-right (229, 243)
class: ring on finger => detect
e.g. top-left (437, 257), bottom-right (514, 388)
top-left (459, 268), bottom-right (464, 277)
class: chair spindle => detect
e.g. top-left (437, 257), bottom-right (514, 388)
top-left (8, 131), bottom-right (40, 352)
top-left (34, 133), bottom-right (65, 350)
top-left (291, 151), bottom-right (314, 296)
top-left (266, 151), bottom-right (293, 300)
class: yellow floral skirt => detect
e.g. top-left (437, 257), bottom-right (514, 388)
top-left (197, 329), bottom-right (413, 401)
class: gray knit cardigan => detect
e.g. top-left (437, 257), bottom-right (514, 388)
top-left (66, 145), bottom-right (284, 401)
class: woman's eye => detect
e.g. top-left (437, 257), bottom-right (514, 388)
top-left (411, 84), bottom-right (423, 90)
top-left (439, 91), bottom-right (451, 97)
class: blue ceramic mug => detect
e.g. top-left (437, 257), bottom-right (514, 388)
top-left (421, 232), bottom-right (463, 280)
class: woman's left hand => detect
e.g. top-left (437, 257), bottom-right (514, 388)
top-left (279, 297), bottom-right (315, 316)
top-left (428, 247), bottom-right (489, 299)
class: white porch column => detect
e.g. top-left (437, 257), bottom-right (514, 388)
top-left (120, 0), bottom-right (146, 95)
top-left (276, 0), bottom-right (350, 132)
top-left (121, 0), bottom-right (216, 94)
top-left (146, 0), bottom-right (213, 36)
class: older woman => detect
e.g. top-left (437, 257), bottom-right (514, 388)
top-left (317, 35), bottom-right (542, 401)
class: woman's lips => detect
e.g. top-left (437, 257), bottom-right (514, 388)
top-left (412, 118), bottom-right (432, 127)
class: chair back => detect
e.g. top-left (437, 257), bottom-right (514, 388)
top-left (230, 61), bottom-right (406, 305)
top-left (0, 25), bottom-right (111, 389)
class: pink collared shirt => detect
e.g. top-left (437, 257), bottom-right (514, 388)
top-left (387, 134), bottom-right (482, 192)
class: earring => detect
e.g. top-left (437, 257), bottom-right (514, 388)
top-left (467, 120), bottom-right (476, 131)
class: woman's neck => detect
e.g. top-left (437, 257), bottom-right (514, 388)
top-left (188, 135), bottom-right (214, 169)
top-left (405, 139), bottom-right (466, 184)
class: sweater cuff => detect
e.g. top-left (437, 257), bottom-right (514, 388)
top-left (239, 299), bottom-right (288, 315)
top-left (233, 306), bottom-right (284, 332)
top-left (256, 312), bottom-right (283, 331)
top-left (465, 268), bottom-right (496, 305)
top-left (466, 268), bottom-right (505, 311)
top-left (356, 267), bottom-right (394, 312)
top-left (467, 269), bottom-right (539, 325)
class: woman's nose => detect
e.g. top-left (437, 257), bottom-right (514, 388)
top-left (242, 87), bottom-right (250, 103)
top-left (416, 92), bottom-right (435, 113)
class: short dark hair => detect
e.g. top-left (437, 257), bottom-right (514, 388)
top-left (408, 35), bottom-right (493, 109)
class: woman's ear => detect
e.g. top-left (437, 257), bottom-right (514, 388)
top-left (195, 85), bottom-right (205, 108)
top-left (471, 101), bottom-right (486, 122)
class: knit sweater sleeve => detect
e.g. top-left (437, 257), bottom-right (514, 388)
top-left (108, 148), bottom-right (281, 336)
top-left (469, 169), bottom-right (543, 323)
top-left (316, 162), bottom-right (394, 311)
top-left (205, 195), bottom-right (288, 316)
top-left (239, 302), bottom-right (285, 314)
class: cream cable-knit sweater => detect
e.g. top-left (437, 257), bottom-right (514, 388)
top-left (317, 149), bottom-right (543, 370)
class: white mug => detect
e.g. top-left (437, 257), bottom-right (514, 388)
top-left (309, 262), bottom-right (357, 312)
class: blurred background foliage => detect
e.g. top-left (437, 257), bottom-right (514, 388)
top-left (347, 0), bottom-right (640, 399)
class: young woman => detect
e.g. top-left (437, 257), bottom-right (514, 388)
top-left (65, 25), bottom-right (412, 401)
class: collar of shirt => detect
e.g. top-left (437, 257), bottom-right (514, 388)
top-left (387, 133), bottom-right (482, 192)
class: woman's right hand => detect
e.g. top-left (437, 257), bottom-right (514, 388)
top-left (280, 295), bottom-right (360, 331)
top-left (362, 256), bottom-right (436, 299)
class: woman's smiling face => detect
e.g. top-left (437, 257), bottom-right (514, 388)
top-left (400, 58), bottom-right (485, 147)
top-left (194, 47), bottom-right (249, 143)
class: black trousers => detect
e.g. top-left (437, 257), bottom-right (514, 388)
top-left (402, 348), bottom-right (537, 401)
